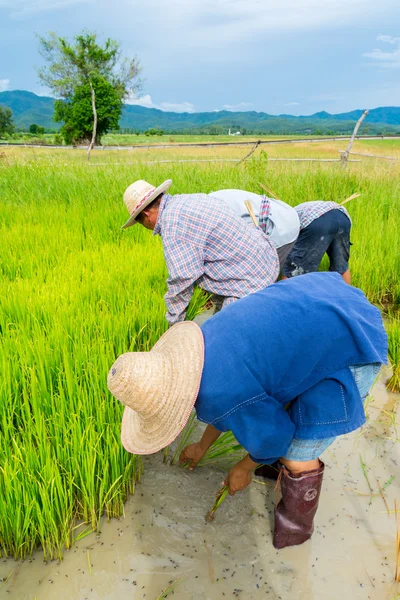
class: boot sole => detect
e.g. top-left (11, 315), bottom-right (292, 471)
top-left (273, 533), bottom-right (311, 549)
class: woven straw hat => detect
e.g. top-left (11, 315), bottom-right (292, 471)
top-left (122, 179), bottom-right (172, 229)
top-left (107, 322), bottom-right (204, 454)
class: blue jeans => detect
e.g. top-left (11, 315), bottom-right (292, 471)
top-left (283, 363), bottom-right (381, 461)
top-left (282, 209), bottom-right (351, 277)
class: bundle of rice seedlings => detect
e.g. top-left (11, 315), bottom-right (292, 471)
top-left (168, 412), bottom-right (198, 466)
top-left (205, 485), bottom-right (229, 522)
top-left (198, 432), bottom-right (246, 468)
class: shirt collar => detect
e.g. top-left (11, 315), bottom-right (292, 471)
top-left (153, 194), bottom-right (170, 236)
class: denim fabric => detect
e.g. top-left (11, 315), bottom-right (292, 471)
top-left (197, 272), bottom-right (387, 464)
top-left (283, 363), bottom-right (381, 461)
top-left (282, 209), bottom-right (351, 277)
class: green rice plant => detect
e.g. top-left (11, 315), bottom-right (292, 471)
top-left (205, 485), bottom-right (230, 522)
top-left (0, 158), bottom-right (206, 559)
top-left (1, 141), bottom-right (400, 559)
top-left (156, 577), bottom-right (184, 599)
top-left (169, 412), bottom-right (199, 466)
top-left (198, 432), bottom-right (246, 468)
top-left (387, 315), bottom-right (400, 392)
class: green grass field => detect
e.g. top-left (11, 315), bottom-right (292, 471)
top-left (0, 138), bottom-right (399, 559)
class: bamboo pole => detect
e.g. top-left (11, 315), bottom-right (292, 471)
top-left (244, 200), bottom-right (258, 227)
top-left (340, 110), bottom-right (369, 167)
top-left (340, 193), bottom-right (361, 205)
top-left (258, 182), bottom-right (280, 199)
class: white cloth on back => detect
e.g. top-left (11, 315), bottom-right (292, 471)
top-left (209, 189), bottom-right (300, 249)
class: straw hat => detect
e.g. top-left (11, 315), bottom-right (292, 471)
top-left (107, 322), bottom-right (204, 454)
top-left (122, 179), bottom-right (172, 229)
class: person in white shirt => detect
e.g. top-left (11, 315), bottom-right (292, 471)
top-left (210, 189), bottom-right (300, 268)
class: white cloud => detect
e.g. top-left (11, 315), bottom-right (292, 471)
top-left (363, 34), bottom-right (400, 69)
top-left (0, 0), bottom-right (93, 17)
top-left (159, 101), bottom-right (196, 113)
top-left (135, 0), bottom-right (399, 47)
top-left (125, 94), bottom-right (196, 113)
top-left (125, 93), bottom-right (156, 108)
top-left (222, 102), bottom-right (253, 111)
top-left (0, 79), bottom-right (10, 92)
top-left (284, 101), bottom-right (300, 106)
top-left (377, 34), bottom-right (400, 45)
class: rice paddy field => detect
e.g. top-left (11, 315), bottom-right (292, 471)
top-left (0, 138), bottom-right (400, 586)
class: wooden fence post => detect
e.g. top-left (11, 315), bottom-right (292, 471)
top-left (87, 82), bottom-right (98, 162)
top-left (340, 109), bottom-right (369, 167)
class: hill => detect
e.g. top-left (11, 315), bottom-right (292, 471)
top-left (1, 90), bottom-right (400, 135)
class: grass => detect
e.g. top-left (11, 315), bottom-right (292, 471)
top-left (0, 138), bottom-right (400, 558)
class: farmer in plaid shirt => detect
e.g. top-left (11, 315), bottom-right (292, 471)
top-left (282, 201), bottom-right (352, 284)
top-left (121, 179), bottom-right (279, 325)
top-left (209, 189), bottom-right (300, 270)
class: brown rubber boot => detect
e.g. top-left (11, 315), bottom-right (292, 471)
top-left (273, 460), bottom-right (324, 549)
top-left (254, 461), bottom-right (280, 480)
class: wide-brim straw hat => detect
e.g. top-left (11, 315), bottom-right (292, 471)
top-left (107, 322), bottom-right (204, 455)
top-left (122, 179), bottom-right (172, 229)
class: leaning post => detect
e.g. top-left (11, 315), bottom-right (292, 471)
top-left (340, 109), bottom-right (369, 167)
top-left (87, 81), bottom-right (98, 162)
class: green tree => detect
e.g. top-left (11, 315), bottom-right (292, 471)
top-left (54, 76), bottom-right (122, 144)
top-left (144, 127), bottom-right (164, 137)
top-left (30, 124), bottom-right (45, 135)
top-left (0, 106), bottom-right (15, 137)
top-left (37, 31), bottom-right (142, 146)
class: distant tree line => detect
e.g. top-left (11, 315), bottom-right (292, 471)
top-left (2, 103), bottom-right (400, 142)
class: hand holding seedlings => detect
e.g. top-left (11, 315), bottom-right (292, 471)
top-left (179, 442), bottom-right (207, 470)
top-left (223, 456), bottom-right (256, 496)
top-left (179, 425), bottom-right (223, 470)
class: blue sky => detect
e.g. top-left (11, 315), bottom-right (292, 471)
top-left (0, 0), bottom-right (400, 115)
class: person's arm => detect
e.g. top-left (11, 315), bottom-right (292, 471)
top-left (163, 236), bottom-right (205, 325)
top-left (179, 424), bottom-right (222, 470)
top-left (223, 454), bottom-right (259, 496)
top-left (221, 395), bottom-right (295, 495)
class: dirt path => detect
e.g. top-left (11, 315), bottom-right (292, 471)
top-left (0, 372), bottom-right (399, 600)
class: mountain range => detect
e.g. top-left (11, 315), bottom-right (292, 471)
top-left (1, 90), bottom-right (400, 135)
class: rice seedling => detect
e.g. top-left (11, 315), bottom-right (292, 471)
top-left (198, 432), bottom-right (246, 468)
top-left (156, 577), bottom-right (183, 599)
top-left (387, 316), bottom-right (400, 392)
top-left (169, 412), bottom-right (199, 466)
top-left (205, 485), bottom-right (230, 522)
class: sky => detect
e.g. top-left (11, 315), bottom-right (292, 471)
top-left (0, 0), bottom-right (400, 115)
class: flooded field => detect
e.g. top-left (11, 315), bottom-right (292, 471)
top-left (1, 370), bottom-right (398, 600)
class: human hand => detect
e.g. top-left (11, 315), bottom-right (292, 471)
top-left (223, 463), bottom-right (252, 496)
top-left (179, 442), bottom-right (206, 470)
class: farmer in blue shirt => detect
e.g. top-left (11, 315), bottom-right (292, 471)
top-left (107, 272), bottom-right (387, 550)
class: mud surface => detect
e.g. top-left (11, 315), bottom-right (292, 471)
top-left (0, 370), bottom-right (399, 600)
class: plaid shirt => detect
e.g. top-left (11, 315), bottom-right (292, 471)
top-left (153, 194), bottom-right (279, 324)
top-left (258, 196), bottom-right (271, 234)
top-left (295, 201), bottom-right (351, 230)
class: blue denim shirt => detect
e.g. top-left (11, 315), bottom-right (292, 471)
top-left (195, 273), bottom-right (387, 464)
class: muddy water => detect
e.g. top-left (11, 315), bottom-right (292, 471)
top-left (1, 371), bottom-right (399, 600)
